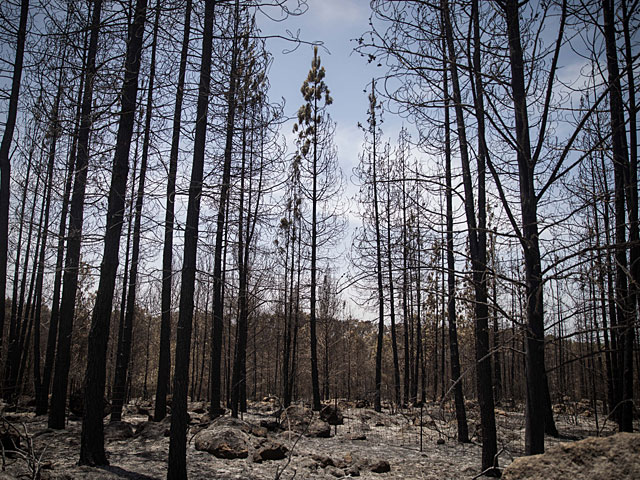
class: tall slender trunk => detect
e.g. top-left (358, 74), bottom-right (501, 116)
top-left (620, 0), bottom-right (638, 433)
top-left (38, 24), bottom-right (80, 416)
top-left (442, 0), bottom-right (497, 469)
top-left (0, 0), bottom-right (29, 354)
top-left (210, 0), bottom-right (240, 416)
top-left (34, 85), bottom-right (61, 411)
top-left (168, 0), bottom-right (216, 476)
top-left (601, 0), bottom-right (634, 432)
top-left (155, 0), bottom-right (192, 422)
top-left (310, 69), bottom-right (321, 413)
top-left (17, 163), bottom-right (46, 396)
top-left (5, 147), bottom-right (41, 401)
top-left (3, 141), bottom-right (32, 400)
top-left (386, 153), bottom-right (400, 406)
top-left (503, 0), bottom-right (552, 453)
top-left (232, 102), bottom-right (249, 418)
top-left (79, 0), bottom-right (148, 465)
top-left (49, 0), bottom-right (103, 430)
top-left (111, 0), bottom-right (160, 423)
top-left (368, 81), bottom-right (385, 413)
top-left (443, 41), bottom-right (468, 442)
top-left (401, 150), bottom-right (410, 406)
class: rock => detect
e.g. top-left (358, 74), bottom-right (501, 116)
top-left (320, 404), bottom-right (344, 425)
top-left (189, 401), bottom-right (207, 414)
top-left (279, 405), bottom-right (330, 437)
top-left (279, 405), bottom-right (313, 431)
top-left (312, 454), bottom-right (335, 468)
top-left (370, 460), bottom-right (391, 473)
top-left (134, 418), bottom-right (170, 439)
top-left (260, 419), bottom-right (282, 432)
top-left (209, 416), bottom-right (267, 437)
top-left (502, 433), bottom-right (640, 480)
top-left (253, 441), bottom-right (288, 462)
top-left (104, 421), bottom-right (135, 441)
top-left (136, 403), bottom-right (152, 416)
top-left (349, 433), bottom-right (366, 441)
top-left (325, 466), bottom-right (345, 477)
top-left (307, 418), bottom-right (331, 438)
top-left (335, 453), bottom-right (353, 469)
top-left (345, 464), bottom-right (361, 476)
top-left (299, 458), bottom-right (318, 471)
top-left (194, 427), bottom-right (249, 459)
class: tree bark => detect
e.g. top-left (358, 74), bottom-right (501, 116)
top-left (79, 0), bottom-right (148, 465)
top-left (210, 0), bottom-right (240, 417)
top-left (167, 0), bottom-right (216, 477)
top-left (155, 0), bottom-right (192, 422)
top-left (111, 0), bottom-right (160, 423)
top-left (601, 0), bottom-right (634, 432)
top-left (49, 0), bottom-right (103, 430)
top-left (442, 0), bottom-right (497, 469)
top-left (503, 0), bottom-right (548, 454)
top-left (443, 40), bottom-right (469, 442)
top-left (0, 0), bottom-right (29, 357)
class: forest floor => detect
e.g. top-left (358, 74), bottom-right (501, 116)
top-left (0, 397), bottom-right (622, 480)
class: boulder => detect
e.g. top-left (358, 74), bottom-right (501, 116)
top-left (279, 405), bottom-right (331, 437)
top-left (279, 405), bottom-right (313, 431)
top-left (370, 460), bottom-right (391, 473)
top-left (299, 457), bottom-right (319, 471)
top-left (312, 454), bottom-right (335, 468)
top-left (325, 466), bottom-right (345, 477)
top-left (135, 417), bottom-right (171, 439)
top-left (502, 433), bottom-right (640, 480)
top-left (194, 427), bottom-right (249, 459)
top-left (104, 421), bottom-right (135, 441)
top-left (320, 405), bottom-right (343, 425)
top-left (209, 415), bottom-right (267, 437)
top-left (253, 441), bottom-right (288, 462)
top-left (345, 464), bottom-right (361, 477)
top-left (259, 420), bottom-right (282, 432)
top-left (308, 418), bottom-right (331, 438)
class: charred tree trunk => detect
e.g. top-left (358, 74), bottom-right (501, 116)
top-left (167, 0), bottom-right (216, 476)
top-left (0, 0), bottom-right (29, 355)
top-left (155, 0), bottom-right (192, 423)
top-left (49, 0), bottom-right (103, 430)
top-left (79, 0), bottom-right (148, 465)
top-left (210, 0), bottom-right (240, 417)
top-left (443, 43), bottom-right (469, 443)
top-left (442, 0), bottom-right (497, 470)
top-left (601, 0), bottom-right (634, 432)
top-left (111, 0), bottom-right (160, 423)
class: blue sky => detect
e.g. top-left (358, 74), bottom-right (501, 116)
top-left (259, 0), bottom-right (387, 189)
top-left (257, 0), bottom-right (390, 317)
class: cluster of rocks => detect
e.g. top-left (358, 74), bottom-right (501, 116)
top-left (301, 452), bottom-right (390, 477)
top-left (187, 403), bottom-right (391, 476)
